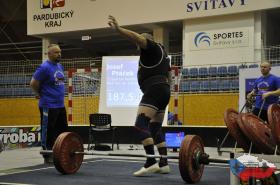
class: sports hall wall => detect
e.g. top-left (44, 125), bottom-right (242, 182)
top-left (3, 0), bottom-right (280, 127)
top-left (0, 94), bottom-right (238, 127)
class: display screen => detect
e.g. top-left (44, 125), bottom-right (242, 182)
top-left (165, 132), bottom-right (185, 148)
top-left (106, 58), bottom-right (142, 107)
top-left (99, 56), bottom-right (168, 126)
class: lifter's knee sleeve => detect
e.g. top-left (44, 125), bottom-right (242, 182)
top-left (149, 122), bottom-right (164, 145)
top-left (134, 113), bottom-right (152, 141)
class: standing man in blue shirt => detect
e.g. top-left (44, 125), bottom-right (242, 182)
top-left (30, 44), bottom-right (68, 164)
top-left (247, 61), bottom-right (280, 122)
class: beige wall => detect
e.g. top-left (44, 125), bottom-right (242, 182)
top-left (27, 0), bottom-right (280, 35)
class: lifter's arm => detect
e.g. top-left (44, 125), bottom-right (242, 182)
top-left (108, 15), bottom-right (147, 49)
top-left (167, 71), bottom-right (172, 86)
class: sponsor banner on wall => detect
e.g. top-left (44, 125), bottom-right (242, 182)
top-left (28, 0), bottom-right (280, 35)
top-left (189, 28), bottom-right (249, 50)
top-left (0, 127), bottom-right (41, 150)
top-left (31, 0), bottom-right (74, 30)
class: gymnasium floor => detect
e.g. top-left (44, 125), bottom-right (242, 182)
top-left (0, 146), bottom-right (278, 185)
top-left (0, 159), bottom-right (229, 185)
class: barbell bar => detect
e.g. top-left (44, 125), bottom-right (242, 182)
top-left (40, 149), bottom-right (229, 162)
top-left (39, 132), bottom-right (232, 184)
top-left (41, 150), bottom-right (177, 159)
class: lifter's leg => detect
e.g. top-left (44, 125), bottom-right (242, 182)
top-left (133, 106), bottom-right (159, 176)
top-left (150, 111), bottom-right (170, 173)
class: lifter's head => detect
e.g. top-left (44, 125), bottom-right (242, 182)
top-left (260, 60), bottom-right (271, 76)
top-left (48, 44), bottom-right (61, 63)
top-left (140, 33), bottom-right (154, 41)
top-left (136, 33), bottom-right (154, 50)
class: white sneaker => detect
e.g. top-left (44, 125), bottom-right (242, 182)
top-left (158, 165), bottom-right (170, 174)
top-left (133, 163), bottom-right (160, 176)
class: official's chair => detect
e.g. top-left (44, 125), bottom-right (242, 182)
top-left (88, 113), bottom-right (118, 151)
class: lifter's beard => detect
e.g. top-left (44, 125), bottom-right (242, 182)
top-left (54, 56), bottom-right (61, 63)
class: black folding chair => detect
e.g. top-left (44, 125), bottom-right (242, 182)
top-left (88, 113), bottom-right (118, 151)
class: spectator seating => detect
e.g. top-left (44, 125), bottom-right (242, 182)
top-left (9, 75), bottom-right (19, 84)
top-left (0, 87), bottom-right (33, 97)
top-left (198, 67), bottom-right (208, 78)
top-left (219, 80), bottom-right (231, 91)
top-left (200, 80), bottom-right (209, 91)
top-left (272, 62), bottom-right (280, 66)
top-left (179, 78), bottom-right (240, 92)
top-left (26, 75), bottom-right (33, 84)
top-left (210, 80), bottom-right (218, 91)
top-left (178, 65), bottom-right (243, 93)
top-left (217, 66), bottom-right (227, 76)
top-left (2, 88), bottom-right (10, 96)
top-left (181, 68), bottom-right (188, 77)
top-left (0, 74), bottom-right (31, 85)
top-left (180, 81), bottom-right (190, 92)
top-left (0, 73), bottom-right (68, 97)
top-left (0, 73), bottom-right (36, 97)
top-left (0, 88), bottom-right (8, 97)
top-left (17, 76), bottom-right (27, 84)
top-left (181, 65), bottom-right (243, 78)
top-left (208, 67), bottom-right (217, 77)
top-left (190, 81), bottom-right (200, 91)
top-left (231, 79), bottom-right (239, 90)
top-left (227, 65), bottom-right (238, 76)
top-left (189, 68), bottom-right (198, 78)
top-left (15, 87), bottom-right (33, 96)
top-left (0, 75), bottom-right (4, 85)
top-left (248, 64), bottom-right (259, 68)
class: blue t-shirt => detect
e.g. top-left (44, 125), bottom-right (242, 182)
top-left (253, 74), bottom-right (280, 110)
top-left (33, 60), bottom-right (65, 108)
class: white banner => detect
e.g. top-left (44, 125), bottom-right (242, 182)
top-left (27, 0), bottom-right (280, 35)
top-left (189, 28), bottom-right (249, 51)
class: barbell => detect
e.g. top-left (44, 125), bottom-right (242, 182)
top-left (40, 132), bottom-right (230, 183)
